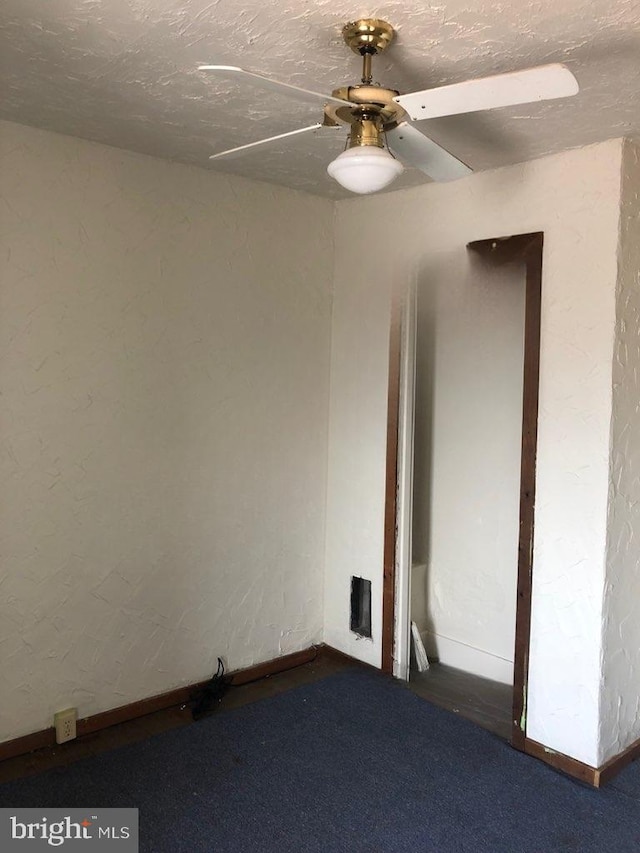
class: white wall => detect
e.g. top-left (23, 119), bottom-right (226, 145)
top-left (324, 140), bottom-right (622, 765)
top-left (600, 138), bottom-right (640, 764)
top-left (411, 255), bottom-right (525, 684)
top-left (0, 120), bottom-right (334, 743)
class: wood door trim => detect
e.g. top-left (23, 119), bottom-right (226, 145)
top-left (382, 291), bottom-right (403, 674)
top-left (468, 233), bottom-right (543, 749)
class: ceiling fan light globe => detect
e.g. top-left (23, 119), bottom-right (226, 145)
top-left (327, 146), bottom-right (403, 194)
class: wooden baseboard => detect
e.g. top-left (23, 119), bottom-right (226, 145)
top-left (524, 734), bottom-right (640, 788)
top-left (524, 737), bottom-right (598, 786)
top-left (596, 734), bottom-right (640, 787)
top-left (5, 644), bottom-right (637, 789)
top-left (0, 646), bottom-right (319, 763)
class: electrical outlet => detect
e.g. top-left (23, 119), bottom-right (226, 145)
top-left (54, 708), bottom-right (77, 744)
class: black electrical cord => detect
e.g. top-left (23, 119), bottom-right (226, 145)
top-left (190, 658), bottom-right (231, 720)
top-left (190, 646), bottom-right (321, 720)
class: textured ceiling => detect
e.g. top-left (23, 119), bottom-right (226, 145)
top-left (1, 0), bottom-right (640, 199)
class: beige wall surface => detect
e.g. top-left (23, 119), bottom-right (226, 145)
top-left (325, 140), bottom-right (622, 766)
top-left (0, 120), bottom-right (334, 743)
top-left (601, 138), bottom-right (640, 764)
top-left (2, 118), bottom-right (634, 770)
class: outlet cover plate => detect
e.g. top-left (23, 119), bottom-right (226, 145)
top-left (54, 708), bottom-right (77, 744)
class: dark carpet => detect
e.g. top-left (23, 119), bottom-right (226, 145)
top-left (1, 669), bottom-right (639, 852)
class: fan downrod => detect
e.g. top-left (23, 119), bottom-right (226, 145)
top-left (342, 19), bottom-right (395, 86)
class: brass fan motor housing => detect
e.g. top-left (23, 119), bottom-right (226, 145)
top-left (342, 19), bottom-right (395, 55)
top-left (322, 19), bottom-right (404, 151)
top-left (348, 115), bottom-right (384, 148)
top-left (324, 85), bottom-right (407, 129)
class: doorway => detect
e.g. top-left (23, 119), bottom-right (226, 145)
top-left (383, 233), bottom-right (543, 750)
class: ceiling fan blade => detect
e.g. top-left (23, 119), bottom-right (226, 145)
top-left (387, 122), bottom-right (472, 182)
top-left (198, 65), bottom-right (353, 109)
top-left (208, 124), bottom-right (339, 161)
top-left (394, 63), bottom-right (578, 121)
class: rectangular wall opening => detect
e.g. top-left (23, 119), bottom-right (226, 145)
top-left (350, 576), bottom-right (372, 638)
top-left (383, 231), bottom-right (543, 749)
top-left (402, 234), bottom-right (543, 744)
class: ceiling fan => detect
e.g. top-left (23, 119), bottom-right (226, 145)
top-left (198, 18), bottom-right (579, 194)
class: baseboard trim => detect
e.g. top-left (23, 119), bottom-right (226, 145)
top-left (5, 645), bottom-right (637, 789)
top-left (524, 738), bottom-right (599, 787)
top-left (422, 630), bottom-right (514, 685)
top-left (597, 734), bottom-right (640, 787)
top-left (524, 734), bottom-right (640, 788)
top-left (0, 646), bottom-right (318, 763)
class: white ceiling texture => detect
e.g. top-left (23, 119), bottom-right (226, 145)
top-left (1, 0), bottom-right (640, 198)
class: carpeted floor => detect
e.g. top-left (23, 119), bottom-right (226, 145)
top-left (1, 669), bottom-right (639, 852)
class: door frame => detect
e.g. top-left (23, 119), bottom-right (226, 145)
top-left (382, 233), bottom-right (544, 749)
top-left (392, 280), bottom-right (417, 681)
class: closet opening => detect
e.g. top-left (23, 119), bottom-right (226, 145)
top-left (383, 233), bottom-right (543, 748)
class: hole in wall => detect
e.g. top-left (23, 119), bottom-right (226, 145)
top-left (350, 576), bottom-right (372, 638)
